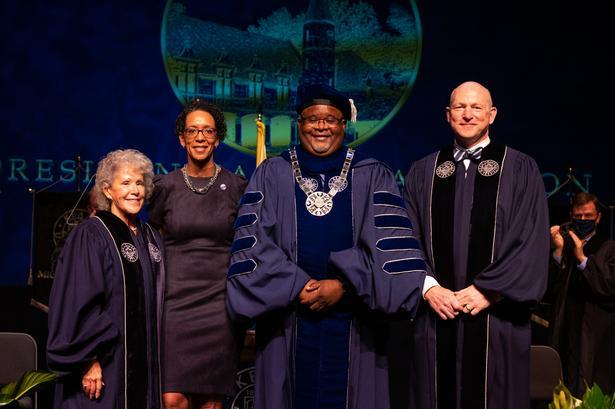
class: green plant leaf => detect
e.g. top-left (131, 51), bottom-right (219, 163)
top-left (0, 382), bottom-right (17, 398)
top-left (0, 370), bottom-right (58, 406)
top-left (581, 383), bottom-right (604, 408)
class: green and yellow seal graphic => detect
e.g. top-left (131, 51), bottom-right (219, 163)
top-left (162, 0), bottom-right (422, 155)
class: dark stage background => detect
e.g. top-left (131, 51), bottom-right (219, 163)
top-left (2, 0), bottom-right (614, 287)
top-left (1, 1), bottom-right (614, 407)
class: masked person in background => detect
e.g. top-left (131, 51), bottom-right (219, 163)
top-left (548, 192), bottom-right (615, 396)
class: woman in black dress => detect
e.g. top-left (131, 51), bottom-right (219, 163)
top-left (148, 99), bottom-right (247, 409)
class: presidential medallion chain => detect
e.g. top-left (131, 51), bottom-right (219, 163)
top-left (289, 147), bottom-right (355, 217)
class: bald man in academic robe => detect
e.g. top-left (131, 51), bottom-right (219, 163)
top-left (404, 81), bottom-right (550, 409)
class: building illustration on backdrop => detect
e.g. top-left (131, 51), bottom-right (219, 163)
top-left (162, 0), bottom-right (421, 155)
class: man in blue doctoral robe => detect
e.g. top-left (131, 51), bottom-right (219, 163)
top-left (404, 81), bottom-right (549, 409)
top-left (226, 84), bottom-right (428, 409)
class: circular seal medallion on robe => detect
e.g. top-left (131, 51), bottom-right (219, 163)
top-left (305, 191), bottom-right (333, 216)
top-left (302, 177), bottom-right (319, 193)
top-left (435, 161), bottom-right (456, 178)
top-left (120, 243), bottom-right (139, 263)
top-left (328, 176), bottom-right (348, 193)
top-left (478, 160), bottom-right (500, 177)
top-left (148, 243), bottom-right (162, 263)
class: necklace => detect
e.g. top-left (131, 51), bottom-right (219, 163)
top-left (289, 147), bottom-right (355, 217)
top-left (181, 164), bottom-right (221, 194)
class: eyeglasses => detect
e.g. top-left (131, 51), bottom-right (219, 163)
top-left (300, 116), bottom-right (345, 127)
top-left (183, 127), bottom-right (217, 141)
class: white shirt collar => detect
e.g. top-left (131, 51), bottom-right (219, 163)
top-left (454, 136), bottom-right (491, 152)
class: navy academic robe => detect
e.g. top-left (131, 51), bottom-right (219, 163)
top-left (47, 215), bottom-right (164, 409)
top-left (226, 153), bottom-right (427, 409)
top-left (404, 145), bottom-right (549, 409)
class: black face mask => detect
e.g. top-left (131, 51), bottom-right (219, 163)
top-left (571, 218), bottom-right (596, 238)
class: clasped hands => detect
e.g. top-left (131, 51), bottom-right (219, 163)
top-left (424, 284), bottom-right (495, 320)
top-left (298, 278), bottom-right (344, 312)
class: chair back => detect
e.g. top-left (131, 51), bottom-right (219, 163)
top-left (530, 345), bottom-right (563, 400)
top-left (0, 332), bottom-right (38, 409)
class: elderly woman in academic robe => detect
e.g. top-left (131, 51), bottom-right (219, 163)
top-left (47, 149), bottom-right (164, 409)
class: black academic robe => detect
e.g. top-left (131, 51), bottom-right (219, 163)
top-left (47, 213), bottom-right (164, 409)
top-left (404, 143), bottom-right (549, 409)
top-left (548, 234), bottom-right (615, 396)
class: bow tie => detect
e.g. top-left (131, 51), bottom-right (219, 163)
top-left (454, 146), bottom-right (483, 162)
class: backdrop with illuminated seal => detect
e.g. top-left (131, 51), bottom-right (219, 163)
top-left (1, 0), bottom-right (613, 290)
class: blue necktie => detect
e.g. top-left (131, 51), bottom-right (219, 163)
top-left (453, 146), bottom-right (483, 162)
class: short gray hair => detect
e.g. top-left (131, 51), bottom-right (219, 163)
top-left (92, 149), bottom-right (155, 212)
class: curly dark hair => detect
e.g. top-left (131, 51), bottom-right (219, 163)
top-left (175, 98), bottom-right (227, 141)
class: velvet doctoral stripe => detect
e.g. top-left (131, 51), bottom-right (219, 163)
top-left (430, 143), bottom-right (506, 409)
top-left (431, 145), bottom-right (458, 409)
top-left (94, 211), bottom-right (157, 409)
top-left (292, 146), bottom-right (354, 409)
top-left (460, 142), bottom-right (505, 409)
